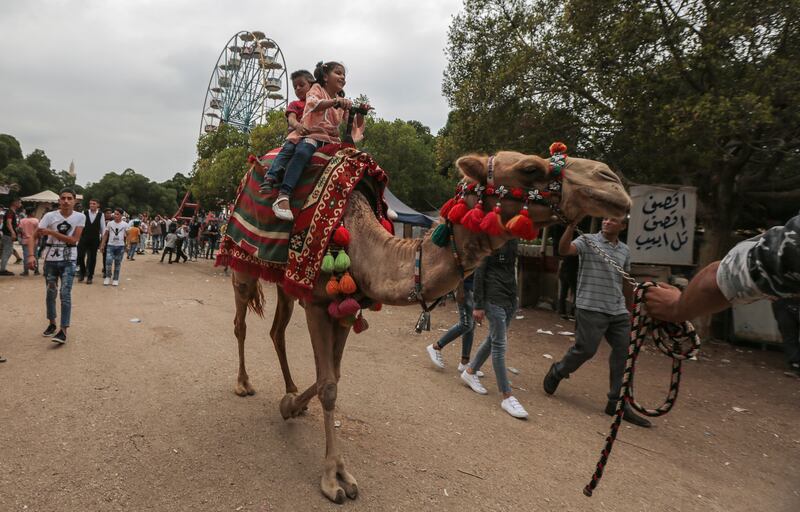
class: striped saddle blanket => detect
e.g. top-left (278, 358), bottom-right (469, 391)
top-left (216, 144), bottom-right (388, 299)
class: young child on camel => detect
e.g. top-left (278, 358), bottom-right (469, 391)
top-left (261, 61), bottom-right (365, 221)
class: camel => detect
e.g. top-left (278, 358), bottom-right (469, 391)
top-left (228, 150), bottom-right (632, 503)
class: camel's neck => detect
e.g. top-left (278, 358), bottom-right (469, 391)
top-left (344, 193), bottom-right (500, 306)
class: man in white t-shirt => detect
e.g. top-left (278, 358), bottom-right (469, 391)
top-left (99, 208), bottom-right (128, 286)
top-left (26, 187), bottom-right (85, 344)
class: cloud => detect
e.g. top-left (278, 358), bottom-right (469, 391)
top-left (0, 0), bottom-right (462, 184)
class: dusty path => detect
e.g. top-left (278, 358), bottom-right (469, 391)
top-left (1, 252), bottom-right (798, 511)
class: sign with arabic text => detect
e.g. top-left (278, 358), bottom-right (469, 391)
top-left (628, 185), bottom-right (696, 265)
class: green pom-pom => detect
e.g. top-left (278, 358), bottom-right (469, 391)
top-left (431, 223), bottom-right (451, 247)
top-left (334, 250), bottom-right (351, 272)
top-left (321, 252), bottom-right (335, 273)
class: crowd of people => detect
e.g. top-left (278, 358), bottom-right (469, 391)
top-left (0, 188), bottom-right (226, 350)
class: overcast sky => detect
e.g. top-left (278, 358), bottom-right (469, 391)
top-left (1, 0), bottom-right (463, 185)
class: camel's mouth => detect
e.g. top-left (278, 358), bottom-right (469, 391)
top-left (576, 187), bottom-right (631, 218)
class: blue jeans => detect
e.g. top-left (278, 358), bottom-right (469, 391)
top-left (188, 238), bottom-right (199, 259)
top-left (436, 289), bottom-right (475, 360)
top-left (0, 234), bottom-right (13, 271)
top-left (127, 244), bottom-right (138, 259)
top-left (151, 234), bottom-right (162, 252)
top-left (44, 261), bottom-right (76, 328)
top-left (267, 138), bottom-right (321, 196)
top-left (470, 302), bottom-right (516, 394)
top-left (105, 245), bottom-right (125, 280)
top-left (21, 242), bottom-right (38, 273)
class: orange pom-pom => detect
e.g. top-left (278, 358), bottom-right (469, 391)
top-left (333, 225), bottom-right (351, 246)
top-left (369, 301), bottom-right (382, 311)
top-left (461, 202), bottom-right (486, 232)
top-left (505, 208), bottom-right (539, 240)
top-left (447, 199), bottom-right (469, 224)
top-left (325, 277), bottom-right (341, 297)
top-left (549, 141), bottom-right (567, 155)
top-left (380, 218), bottom-right (394, 234)
top-left (439, 197), bottom-right (456, 218)
top-left (480, 205), bottom-right (506, 236)
top-left (339, 297), bottom-right (360, 316)
top-left (339, 272), bottom-right (357, 294)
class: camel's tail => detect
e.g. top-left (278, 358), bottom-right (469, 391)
top-left (248, 281), bottom-right (265, 317)
top-left (233, 272), bottom-right (265, 318)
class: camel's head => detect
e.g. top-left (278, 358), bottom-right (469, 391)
top-left (454, 150), bottom-right (631, 230)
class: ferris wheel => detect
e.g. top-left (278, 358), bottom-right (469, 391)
top-left (200, 30), bottom-right (289, 136)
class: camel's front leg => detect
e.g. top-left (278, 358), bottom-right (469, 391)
top-left (331, 321), bottom-right (358, 499)
top-left (305, 304), bottom-right (355, 503)
top-left (232, 271), bottom-right (259, 396)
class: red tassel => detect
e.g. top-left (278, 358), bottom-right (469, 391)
top-left (506, 208), bottom-right (539, 240)
top-left (380, 218), bottom-right (394, 234)
top-left (333, 225), bottom-right (351, 246)
top-left (461, 202), bottom-right (486, 232)
top-left (353, 314), bottom-right (369, 334)
top-left (439, 197), bottom-right (456, 218)
top-left (447, 199), bottom-right (469, 224)
top-left (480, 205), bottom-right (506, 236)
top-left (549, 141), bottom-right (568, 155)
top-left (369, 301), bottom-right (383, 312)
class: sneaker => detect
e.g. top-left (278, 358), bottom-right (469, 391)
top-left (501, 396), bottom-right (529, 419)
top-left (272, 195), bottom-right (294, 221)
top-left (0, 355), bottom-right (6, 363)
top-left (42, 324), bottom-right (57, 337)
top-left (457, 362), bottom-right (484, 378)
top-left (51, 330), bottom-right (67, 345)
top-left (86, 277), bottom-right (93, 284)
top-left (77, 273), bottom-right (85, 282)
top-left (34, 269), bottom-right (40, 275)
top-left (461, 370), bottom-right (488, 395)
top-left (0, 270), bottom-right (14, 276)
top-left (112, 280), bottom-right (119, 286)
top-left (103, 277), bottom-right (111, 286)
top-left (426, 344), bottom-right (445, 369)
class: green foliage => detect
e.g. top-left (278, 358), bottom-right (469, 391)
top-left (443, 0), bottom-right (800, 256)
top-left (83, 168), bottom-right (177, 215)
top-left (0, 134), bottom-right (23, 171)
top-left (2, 161), bottom-right (40, 196)
top-left (359, 118), bottom-right (452, 211)
top-left (249, 110), bottom-right (290, 156)
top-left (159, 172), bottom-right (192, 203)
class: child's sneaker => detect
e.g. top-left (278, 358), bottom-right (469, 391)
top-left (426, 344), bottom-right (445, 369)
top-left (461, 370), bottom-right (488, 395)
top-left (457, 362), bottom-right (484, 377)
top-left (272, 195), bottom-right (294, 221)
top-left (501, 396), bottom-right (528, 419)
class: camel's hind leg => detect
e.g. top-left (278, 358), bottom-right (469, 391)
top-left (271, 286), bottom-right (298, 394)
top-left (232, 270), bottom-right (263, 396)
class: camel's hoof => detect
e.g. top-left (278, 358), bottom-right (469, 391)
top-left (340, 480), bottom-right (358, 500)
top-left (235, 382), bottom-right (255, 397)
top-left (322, 486), bottom-right (346, 504)
top-left (279, 393), bottom-right (296, 420)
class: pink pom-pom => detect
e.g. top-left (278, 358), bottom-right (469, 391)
top-left (327, 301), bottom-right (342, 318)
top-left (338, 297), bottom-right (361, 316)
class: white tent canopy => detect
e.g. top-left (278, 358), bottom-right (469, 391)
top-left (21, 190), bottom-right (83, 202)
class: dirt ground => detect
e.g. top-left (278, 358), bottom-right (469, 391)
top-left (1, 251), bottom-right (798, 511)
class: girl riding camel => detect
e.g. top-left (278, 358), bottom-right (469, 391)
top-left (262, 61), bottom-right (366, 221)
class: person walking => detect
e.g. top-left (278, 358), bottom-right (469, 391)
top-left (99, 208), bottom-right (128, 286)
top-left (0, 197), bottom-right (21, 276)
top-left (460, 240), bottom-right (529, 419)
top-left (76, 198), bottom-right (104, 284)
top-left (126, 221), bottom-right (141, 260)
top-left (19, 207), bottom-right (40, 276)
top-left (426, 275), bottom-right (483, 376)
top-left (26, 188), bottom-right (85, 344)
top-left (543, 217), bottom-right (651, 428)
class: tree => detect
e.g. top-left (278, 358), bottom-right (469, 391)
top-left (1, 161), bottom-right (40, 196)
top-left (443, 0), bottom-right (800, 263)
top-left (360, 118), bottom-right (452, 211)
top-left (25, 149), bottom-right (61, 191)
top-left (0, 134), bottom-right (23, 171)
top-left (83, 168), bottom-right (177, 215)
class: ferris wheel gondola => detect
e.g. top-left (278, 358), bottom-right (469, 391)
top-left (200, 30), bottom-right (289, 136)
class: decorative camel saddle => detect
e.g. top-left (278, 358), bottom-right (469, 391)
top-left (216, 144), bottom-right (390, 300)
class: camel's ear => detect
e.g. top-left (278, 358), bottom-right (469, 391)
top-left (456, 155), bottom-right (486, 183)
top-left (508, 155), bottom-right (549, 181)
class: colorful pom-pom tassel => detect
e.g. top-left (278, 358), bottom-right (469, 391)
top-left (325, 277), bottom-right (340, 297)
top-left (380, 217), bottom-right (394, 234)
top-left (506, 208), bottom-right (539, 240)
top-left (353, 314), bottom-right (369, 334)
top-left (339, 272), bottom-right (357, 294)
top-left (339, 297), bottom-right (361, 316)
top-left (461, 202), bottom-right (486, 232)
top-left (439, 197), bottom-right (456, 218)
top-left (333, 225), bottom-right (351, 246)
top-left (446, 198), bottom-right (469, 224)
top-left (321, 252), bottom-right (335, 273)
top-left (327, 301), bottom-right (342, 318)
top-left (549, 141), bottom-right (568, 155)
top-left (431, 223), bottom-right (451, 247)
top-left (334, 250), bottom-right (351, 273)
top-left (369, 302), bottom-right (383, 312)
top-left (339, 315), bottom-right (356, 328)
top-left (480, 205), bottom-right (506, 236)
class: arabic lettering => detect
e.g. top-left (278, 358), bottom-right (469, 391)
top-left (635, 192), bottom-right (690, 253)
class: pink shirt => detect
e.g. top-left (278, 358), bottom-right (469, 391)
top-left (287, 84), bottom-right (364, 145)
top-left (19, 217), bottom-right (38, 243)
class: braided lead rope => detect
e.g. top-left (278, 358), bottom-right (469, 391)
top-left (583, 283), bottom-right (701, 497)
